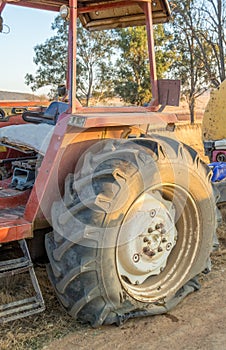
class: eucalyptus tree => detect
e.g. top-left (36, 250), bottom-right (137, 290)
top-left (25, 16), bottom-right (116, 106)
top-left (114, 25), bottom-right (176, 106)
top-left (171, 0), bottom-right (226, 123)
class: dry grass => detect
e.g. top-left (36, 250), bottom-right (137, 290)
top-left (0, 268), bottom-right (85, 350)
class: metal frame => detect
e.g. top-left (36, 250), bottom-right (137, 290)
top-left (68, 0), bottom-right (159, 112)
top-left (1, 0), bottom-right (165, 111)
top-left (0, 239), bottom-right (45, 322)
top-left (0, 0), bottom-right (178, 244)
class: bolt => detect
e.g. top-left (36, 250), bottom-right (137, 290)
top-left (166, 242), bottom-right (172, 251)
top-left (150, 209), bottom-right (156, 217)
top-left (148, 227), bottom-right (153, 233)
top-left (155, 223), bottom-right (162, 230)
top-left (158, 247), bottom-right (163, 252)
top-left (143, 247), bottom-right (155, 257)
top-left (143, 236), bottom-right (149, 242)
top-left (133, 254), bottom-right (140, 263)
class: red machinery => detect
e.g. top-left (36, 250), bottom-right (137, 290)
top-left (0, 1), bottom-right (216, 326)
top-left (0, 100), bottom-right (47, 127)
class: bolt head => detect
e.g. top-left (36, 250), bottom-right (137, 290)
top-left (150, 209), bottom-right (156, 217)
top-left (133, 254), bottom-right (140, 263)
top-left (155, 223), bottom-right (162, 230)
top-left (166, 242), bottom-right (172, 251)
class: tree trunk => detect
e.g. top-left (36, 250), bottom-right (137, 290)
top-left (189, 95), bottom-right (196, 124)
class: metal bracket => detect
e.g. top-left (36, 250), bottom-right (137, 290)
top-left (158, 79), bottom-right (181, 111)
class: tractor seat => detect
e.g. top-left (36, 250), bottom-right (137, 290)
top-left (0, 123), bottom-right (54, 155)
top-left (22, 101), bottom-right (68, 125)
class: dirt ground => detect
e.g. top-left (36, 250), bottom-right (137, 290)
top-left (44, 239), bottom-right (226, 350)
top-left (1, 121), bottom-right (226, 350)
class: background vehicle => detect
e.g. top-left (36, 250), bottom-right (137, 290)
top-left (203, 79), bottom-right (226, 215)
top-left (0, 0), bottom-right (217, 326)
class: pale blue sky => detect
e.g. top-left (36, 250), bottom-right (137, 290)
top-left (0, 5), bottom-right (57, 94)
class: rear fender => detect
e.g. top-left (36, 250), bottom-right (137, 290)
top-left (24, 116), bottom-right (143, 229)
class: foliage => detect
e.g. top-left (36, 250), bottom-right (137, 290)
top-left (195, 0), bottom-right (226, 84)
top-left (76, 23), bottom-right (116, 106)
top-left (25, 17), bottom-right (116, 105)
top-left (25, 2), bottom-right (226, 112)
top-left (170, 0), bottom-right (226, 123)
top-left (114, 25), bottom-right (176, 106)
top-left (25, 16), bottom-right (68, 97)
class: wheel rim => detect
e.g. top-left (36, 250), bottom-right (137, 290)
top-left (116, 184), bottom-right (200, 302)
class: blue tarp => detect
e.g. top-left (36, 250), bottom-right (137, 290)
top-left (209, 162), bottom-right (226, 182)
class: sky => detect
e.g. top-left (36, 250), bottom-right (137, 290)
top-left (0, 5), bottom-right (57, 94)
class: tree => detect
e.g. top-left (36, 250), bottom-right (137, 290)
top-left (25, 16), bottom-right (68, 96)
top-left (114, 25), bottom-right (176, 106)
top-left (170, 0), bottom-right (226, 123)
top-left (171, 1), bottom-right (210, 124)
top-left (76, 22), bottom-right (116, 106)
top-left (195, 0), bottom-right (226, 84)
top-left (25, 17), bottom-right (116, 106)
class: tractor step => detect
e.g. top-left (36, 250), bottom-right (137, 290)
top-left (0, 239), bottom-right (45, 323)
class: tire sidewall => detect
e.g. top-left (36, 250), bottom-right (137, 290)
top-left (99, 154), bottom-right (215, 306)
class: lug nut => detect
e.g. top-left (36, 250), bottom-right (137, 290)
top-left (158, 247), bottom-right (163, 252)
top-left (155, 223), bottom-right (162, 230)
top-left (148, 227), bottom-right (153, 233)
top-left (143, 247), bottom-right (155, 257)
top-left (143, 236), bottom-right (149, 242)
top-left (143, 246), bottom-right (150, 253)
top-left (161, 228), bottom-right (166, 234)
top-left (162, 237), bottom-right (167, 243)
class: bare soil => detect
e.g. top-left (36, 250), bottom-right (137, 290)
top-left (42, 223), bottom-right (226, 350)
top-left (1, 120), bottom-right (226, 350)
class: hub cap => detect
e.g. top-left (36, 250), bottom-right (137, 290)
top-left (117, 191), bottom-right (177, 285)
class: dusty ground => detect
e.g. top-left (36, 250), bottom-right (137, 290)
top-left (1, 120), bottom-right (226, 350)
top-left (44, 238), bottom-right (226, 350)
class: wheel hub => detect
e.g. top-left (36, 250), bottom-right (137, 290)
top-left (117, 191), bottom-right (177, 285)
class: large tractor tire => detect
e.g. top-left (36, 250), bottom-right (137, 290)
top-left (45, 136), bottom-right (216, 327)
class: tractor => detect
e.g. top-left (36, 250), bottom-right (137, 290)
top-left (0, 0), bottom-right (217, 327)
